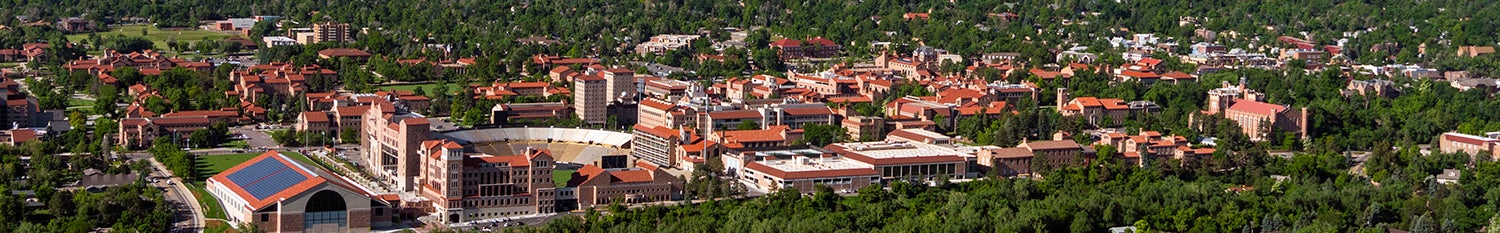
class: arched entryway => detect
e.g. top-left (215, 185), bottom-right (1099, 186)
top-left (304, 190), bottom-right (349, 230)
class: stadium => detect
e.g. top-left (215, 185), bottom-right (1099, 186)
top-left (438, 127), bottom-right (635, 167)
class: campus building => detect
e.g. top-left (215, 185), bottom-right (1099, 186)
top-left (359, 100), bottom-right (430, 192)
top-left (824, 140), bottom-right (972, 181)
top-left (1439, 132), bottom-right (1500, 160)
top-left (206, 151), bottom-right (395, 233)
top-left (417, 141), bottom-right (559, 223)
top-left (740, 151), bottom-right (882, 194)
top-left (574, 74), bottom-right (608, 125)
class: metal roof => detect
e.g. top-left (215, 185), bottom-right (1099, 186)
top-left (225, 156), bottom-right (312, 200)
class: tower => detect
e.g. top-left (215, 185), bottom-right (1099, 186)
top-left (1055, 88), bottom-right (1070, 109)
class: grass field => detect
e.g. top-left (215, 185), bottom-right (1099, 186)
top-left (280, 151), bottom-right (330, 171)
top-left (203, 219), bottom-right (236, 233)
top-left (222, 140), bottom-right (250, 149)
top-left (64, 25), bottom-right (237, 52)
top-left (68, 98), bottom-right (95, 108)
top-left (554, 169), bottom-right (576, 188)
top-left (187, 183), bottom-right (228, 220)
top-left (197, 153), bottom-right (262, 179)
top-left (196, 151), bottom-right (323, 179)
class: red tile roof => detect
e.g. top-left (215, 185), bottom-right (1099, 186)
top-left (987, 147), bottom-right (1034, 159)
top-left (1137, 58), bottom-right (1163, 67)
top-left (716, 127), bottom-right (787, 143)
top-left (605, 169), bottom-right (656, 183)
top-left (506, 82), bottom-right (551, 89)
top-left (402, 117), bottom-right (430, 125)
top-left (7, 129), bottom-right (37, 144)
top-left (805, 37), bottom-right (837, 47)
top-left (770, 39), bottom-right (802, 47)
top-left (1227, 100), bottom-right (1286, 116)
top-left (781, 107), bottom-right (834, 116)
top-left (334, 105), bottom-right (371, 117)
top-left (1161, 71), bottom-right (1195, 79)
top-left (301, 111), bottom-right (331, 123)
top-left (1443, 133), bottom-right (1499, 146)
top-left (633, 124), bottom-right (679, 139)
top-left (1120, 70), bottom-right (1160, 79)
top-left (1024, 140), bottom-right (1083, 150)
top-left (707, 110), bottom-right (761, 119)
top-left (639, 98), bottom-right (675, 111)
top-left (317, 48), bottom-right (372, 57)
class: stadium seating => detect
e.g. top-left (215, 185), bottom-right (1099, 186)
top-left (444, 127), bottom-right (634, 165)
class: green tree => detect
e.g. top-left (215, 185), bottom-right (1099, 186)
top-left (341, 128), bottom-right (360, 144)
top-left (735, 120), bottom-right (760, 130)
top-left (796, 123), bottom-right (849, 147)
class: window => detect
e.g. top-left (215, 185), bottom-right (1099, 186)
top-left (260, 213), bottom-right (269, 222)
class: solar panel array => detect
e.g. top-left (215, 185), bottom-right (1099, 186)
top-left (225, 157), bottom-right (311, 200)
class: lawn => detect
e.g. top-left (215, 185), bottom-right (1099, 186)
top-left (203, 219), bottom-right (237, 233)
top-left (374, 83), bottom-right (465, 93)
top-left (197, 153), bottom-right (262, 180)
top-left (67, 98), bottom-right (95, 108)
top-left (66, 98), bottom-right (95, 114)
top-left (64, 25), bottom-right (237, 52)
top-left (554, 169), bottom-right (576, 188)
top-left (280, 151), bottom-right (332, 171)
top-left (196, 151), bottom-right (324, 179)
top-left (222, 140), bottom-right (250, 149)
top-left (186, 183), bottom-right (228, 220)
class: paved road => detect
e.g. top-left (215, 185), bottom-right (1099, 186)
top-left (144, 156), bottom-right (206, 233)
top-left (627, 61), bottom-right (692, 76)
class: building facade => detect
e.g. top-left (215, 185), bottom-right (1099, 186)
top-left (574, 75), bottom-right (608, 125)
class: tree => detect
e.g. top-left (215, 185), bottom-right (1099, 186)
top-left (48, 191), bottom-right (75, 217)
top-left (248, 20), bottom-right (279, 39)
top-left (341, 128), bottom-right (360, 144)
top-left (1413, 213), bottom-right (1436, 233)
top-left (796, 123), bottom-right (849, 147)
top-left (101, 36), bottom-right (154, 53)
top-left (1486, 214), bottom-right (1500, 233)
top-left (735, 120), bottom-right (760, 130)
top-left (94, 86), bottom-right (119, 117)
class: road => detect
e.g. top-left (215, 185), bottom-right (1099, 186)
top-left (143, 155), bottom-right (206, 233)
top-left (627, 61), bottom-right (692, 77)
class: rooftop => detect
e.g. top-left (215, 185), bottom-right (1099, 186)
top-left (746, 157), bottom-right (878, 180)
top-left (827, 141), bottom-right (968, 165)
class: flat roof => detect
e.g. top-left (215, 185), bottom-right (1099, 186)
top-left (755, 149), bottom-right (829, 158)
top-left (756, 157), bottom-right (870, 173)
top-left (828, 141), bottom-right (969, 165)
